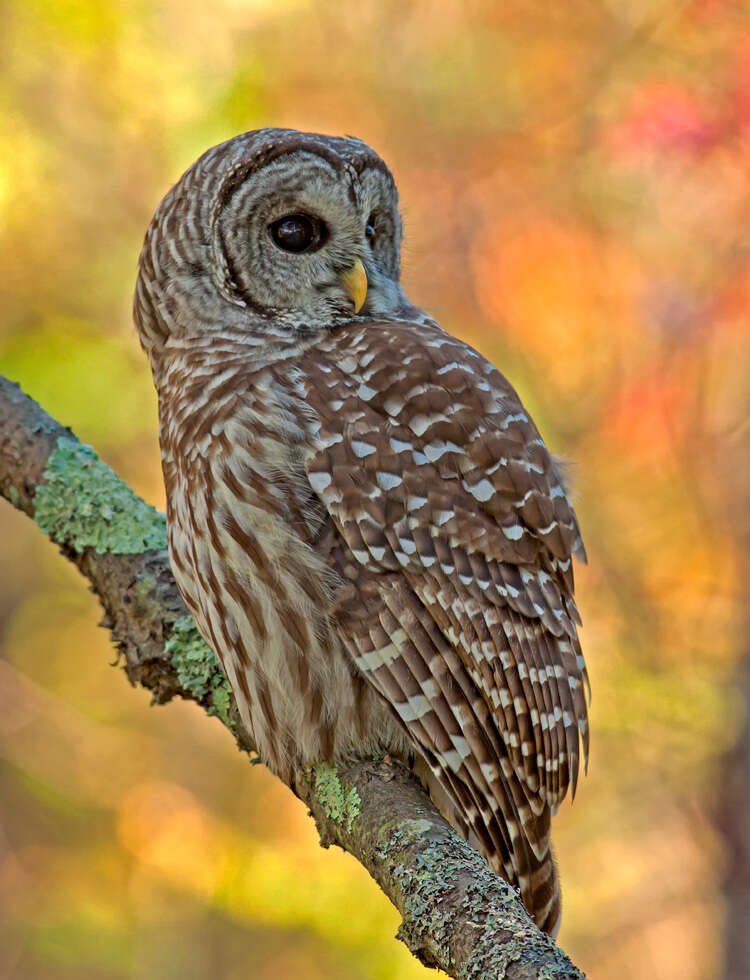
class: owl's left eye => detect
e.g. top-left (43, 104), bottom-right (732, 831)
top-left (269, 213), bottom-right (327, 254)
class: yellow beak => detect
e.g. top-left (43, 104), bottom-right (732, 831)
top-left (339, 259), bottom-right (368, 314)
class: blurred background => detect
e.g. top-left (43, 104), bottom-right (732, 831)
top-left (0, 1), bottom-right (748, 977)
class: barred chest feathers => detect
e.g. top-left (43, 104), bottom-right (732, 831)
top-left (157, 340), bottom-right (408, 782)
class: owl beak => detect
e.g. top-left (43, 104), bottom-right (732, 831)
top-left (339, 259), bottom-right (368, 314)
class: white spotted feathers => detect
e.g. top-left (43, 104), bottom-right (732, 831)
top-left (301, 317), bottom-right (589, 935)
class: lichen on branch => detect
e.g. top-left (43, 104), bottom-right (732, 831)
top-left (166, 615), bottom-right (235, 727)
top-left (34, 437), bottom-right (167, 554)
top-left (313, 764), bottom-right (362, 833)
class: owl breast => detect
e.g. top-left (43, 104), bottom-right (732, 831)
top-left (158, 343), bottom-right (406, 781)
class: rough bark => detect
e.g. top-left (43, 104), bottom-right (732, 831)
top-left (0, 375), bottom-right (585, 979)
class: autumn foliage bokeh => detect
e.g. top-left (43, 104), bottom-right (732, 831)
top-left (0, 3), bottom-right (747, 979)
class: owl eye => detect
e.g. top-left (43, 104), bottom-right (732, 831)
top-left (365, 213), bottom-right (377, 244)
top-left (269, 213), bottom-right (327, 253)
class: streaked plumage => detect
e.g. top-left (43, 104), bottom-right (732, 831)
top-left (134, 128), bottom-right (590, 936)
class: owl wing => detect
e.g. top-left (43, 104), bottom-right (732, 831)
top-left (300, 318), bottom-right (588, 928)
top-left (326, 547), bottom-right (560, 931)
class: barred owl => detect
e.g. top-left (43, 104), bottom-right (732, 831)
top-left (134, 129), bottom-right (589, 936)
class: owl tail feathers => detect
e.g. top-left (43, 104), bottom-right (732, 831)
top-left (418, 759), bottom-right (562, 936)
top-left (462, 792), bottom-right (562, 936)
top-left (470, 823), bottom-right (561, 936)
top-left (494, 847), bottom-right (562, 938)
top-left (482, 776), bottom-right (562, 936)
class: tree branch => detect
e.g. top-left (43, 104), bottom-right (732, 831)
top-left (0, 375), bottom-right (585, 979)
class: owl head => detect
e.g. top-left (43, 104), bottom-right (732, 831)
top-left (134, 128), bottom-right (413, 369)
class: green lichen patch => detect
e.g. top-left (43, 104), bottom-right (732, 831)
top-left (389, 828), bottom-right (579, 979)
top-left (34, 437), bottom-right (167, 554)
top-left (166, 616), bottom-right (234, 727)
top-left (131, 574), bottom-right (164, 621)
top-left (313, 765), bottom-right (361, 833)
top-left (134, 575), bottom-right (158, 600)
top-left (401, 818), bottom-right (434, 838)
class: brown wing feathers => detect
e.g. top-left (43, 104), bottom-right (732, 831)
top-left (302, 319), bottom-right (589, 933)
